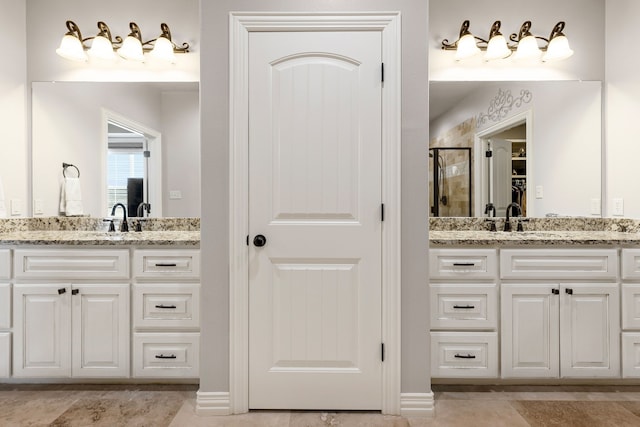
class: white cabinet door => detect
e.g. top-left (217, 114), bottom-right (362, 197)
top-left (13, 284), bottom-right (71, 377)
top-left (501, 284), bottom-right (559, 378)
top-left (72, 284), bottom-right (130, 377)
top-left (560, 283), bottom-right (620, 378)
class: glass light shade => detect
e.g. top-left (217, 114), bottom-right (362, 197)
top-left (454, 33), bottom-right (481, 60)
top-left (512, 35), bottom-right (542, 60)
top-left (118, 36), bottom-right (145, 61)
top-left (542, 35), bottom-right (574, 62)
top-left (88, 35), bottom-right (116, 60)
top-left (56, 34), bottom-right (87, 62)
top-left (484, 34), bottom-right (511, 60)
top-left (149, 36), bottom-right (176, 63)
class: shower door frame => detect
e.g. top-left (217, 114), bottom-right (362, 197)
top-left (429, 147), bottom-right (472, 217)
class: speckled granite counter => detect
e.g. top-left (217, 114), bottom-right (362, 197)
top-left (430, 230), bottom-right (640, 246)
top-left (430, 217), bottom-right (640, 247)
top-left (0, 217), bottom-right (200, 246)
top-left (0, 230), bottom-right (200, 246)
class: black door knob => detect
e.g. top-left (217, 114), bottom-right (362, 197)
top-left (253, 234), bottom-right (267, 247)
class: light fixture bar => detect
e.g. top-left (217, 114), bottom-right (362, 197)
top-left (441, 20), bottom-right (573, 62)
top-left (57, 20), bottom-right (190, 63)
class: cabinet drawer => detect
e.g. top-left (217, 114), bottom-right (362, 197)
top-left (133, 284), bottom-right (200, 329)
top-left (133, 250), bottom-right (200, 279)
top-left (622, 284), bottom-right (640, 330)
top-left (500, 249), bottom-right (617, 280)
top-left (622, 249), bottom-right (640, 280)
top-left (431, 332), bottom-right (498, 378)
top-left (0, 332), bottom-right (10, 378)
top-left (429, 249), bottom-right (497, 280)
top-left (623, 333), bottom-right (640, 378)
top-left (0, 249), bottom-right (9, 279)
top-left (0, 283), bottom-right (10, 329)
top-left (14, 249), bottom-right (129, 280)
top-left (132, 333), bottom-right (199, 378)
top-left (430, 284), bottom-right (497, 330)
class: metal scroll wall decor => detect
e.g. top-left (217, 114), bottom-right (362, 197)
top-left (476, 89), bottom-right (532, 127)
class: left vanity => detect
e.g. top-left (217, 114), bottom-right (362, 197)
top-left (0, 218), bottom-right (200, 383)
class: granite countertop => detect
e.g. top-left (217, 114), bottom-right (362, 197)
top-left (429, 230), bottom-right (640, 246)
top-left (0, 230), bottom-right (200, 246)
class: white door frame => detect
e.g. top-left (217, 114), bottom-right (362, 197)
top-left (228, 12), bottom-right (402, 415)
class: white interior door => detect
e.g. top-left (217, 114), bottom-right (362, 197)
top-left (489, 139), bottom-right (512, 217)
top-left (248, 31), bottom-right (383, 410)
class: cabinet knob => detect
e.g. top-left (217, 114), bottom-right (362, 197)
top-left (565, 288), bottom-right (573, 295)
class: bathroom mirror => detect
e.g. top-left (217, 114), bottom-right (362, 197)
top-left (32, 81), bottom-right (200, 218)
top-left (429, 80), bottom-right (602, 218)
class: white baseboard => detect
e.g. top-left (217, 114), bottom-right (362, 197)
top-left (195, 391), bottom-right (231, 416)
top-left (400, 392), bottom-right (435, 417)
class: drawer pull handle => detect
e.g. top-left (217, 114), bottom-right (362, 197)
top-left (155, 354), bottom-right (177, 359)
top-left (454, 353), bottom-right (476, 359)
top-left (155, 304), bottom-right (177, 309)
top-left (453, 305), bottom-right (475, 309)
top-left (57, 288), bottom-right (67, 295)
top-left (155, 263), bottom-right (178, 267)
top-left (452, 262), bottom-right (475, 267)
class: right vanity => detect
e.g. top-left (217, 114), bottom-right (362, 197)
top-left (429, 217), bottom-right (640, 382)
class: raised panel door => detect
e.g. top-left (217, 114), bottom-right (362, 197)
top-left (248, 30), bottom-right (383, 410)
top-left (72, 284), bottom-right (130, 377)
top-left (501, 284), bottom-right (559, 378)
top-left (13, 284), bottom-right (71, 377)
top-left (560, 283), bottom-right (620, 377)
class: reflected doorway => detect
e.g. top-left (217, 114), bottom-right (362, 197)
top-left (103, 110), bottom-right (162, 218)
top-left (476, 112), bottom-right (531, 218)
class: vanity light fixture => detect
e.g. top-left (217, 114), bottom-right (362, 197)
top-left (87, 21), bottom-right (121, 60)
top-left (441, 20), bottom-right (574, 62)
top-left (56, 20), bottom-right (189, 63)
top-left (118, 22), bottom-right (189, 63)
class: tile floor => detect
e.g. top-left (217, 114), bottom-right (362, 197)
top-left (3, 384), bottom-right (640, 426)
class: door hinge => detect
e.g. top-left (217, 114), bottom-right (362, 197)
top-left (381, 343), bottom-right (385, 362)
top-left (381, 203), bottom-right (385, 222)
top-left (381, 63), bottom-right (384, 83)
top-left (485, 150), bottom-right (493, 158)
top-left (143, 150), bottom-right (151, 158)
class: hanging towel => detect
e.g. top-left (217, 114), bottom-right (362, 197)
top-left (59, 177), bottom-right (84, 216)
top-left (0, 176), bottom-right (6, 218)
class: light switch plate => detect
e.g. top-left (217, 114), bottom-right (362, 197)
top-left (613, 198), bottom-right (624, 216)
top-left (33, 199), bottom-right (44, 215)
top-left (535, 185), bottom-right (543, 199)
top-left (590, 198), bottom-right (601, 215)
top-left (10, 199), bottom-right (22, 216)
top-left (169, 190), bottom-right (182, 200)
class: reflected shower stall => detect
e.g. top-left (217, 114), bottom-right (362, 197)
top-left (429, 147), bottom-right (472, 217)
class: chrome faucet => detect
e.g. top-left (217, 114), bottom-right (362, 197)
top-left (504, 202), bottom-right (521, 232)
top-left (111, 203), bottom-right (129, 232)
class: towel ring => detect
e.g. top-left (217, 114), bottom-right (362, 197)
top-left (62, 162), bottom-right (80, 178)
